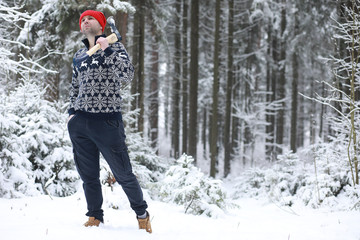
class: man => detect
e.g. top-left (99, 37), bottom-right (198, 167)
top-left (67, 10), bottom-right (152, 233)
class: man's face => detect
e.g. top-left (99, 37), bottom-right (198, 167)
top-left (80, 15), bottom-right (102, 35)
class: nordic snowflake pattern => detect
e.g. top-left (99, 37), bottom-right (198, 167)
top-left (69, 42), bottom-right (134, 114)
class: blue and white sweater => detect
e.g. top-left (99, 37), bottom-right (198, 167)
top-left (68, 35), bottom-right (134, 120)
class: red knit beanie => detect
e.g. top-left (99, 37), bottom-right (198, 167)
top-left (79, 10), bottom-right (106, 32)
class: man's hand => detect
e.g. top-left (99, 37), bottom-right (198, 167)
top-left (96, 37), bottom-right (109, 51)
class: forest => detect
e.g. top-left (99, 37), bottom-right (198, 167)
top-left (1, 0), bottom-right (360, 228)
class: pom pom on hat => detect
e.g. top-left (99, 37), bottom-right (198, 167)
top-left (79, 10), bottom-right (106, 32)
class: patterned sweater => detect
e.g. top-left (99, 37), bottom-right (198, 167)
top-left (68, 35), bottom-right (134, 120)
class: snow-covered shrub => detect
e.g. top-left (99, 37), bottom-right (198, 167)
top-left (126, 130), bottom-right (165, 185)
top-left (234, 151), bottom-right (305, 204)
top-left (296, 143), bottom-right (349, 208)
top-left (340, 185), bottom-right (360, 210)
top-left (151, 154), bottom-right (228, 217)
top-left (0, 80), bottom-right (78, 198)
top-left (233, 147), bottom-right (351, 209)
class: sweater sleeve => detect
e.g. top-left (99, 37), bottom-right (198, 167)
top-left (103, 42), bottom-right (135, 88)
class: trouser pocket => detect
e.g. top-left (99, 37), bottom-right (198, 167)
top-left (67, 114), bottom-right (78, 127)
top-left (110, 145), bottom-right (131, 173)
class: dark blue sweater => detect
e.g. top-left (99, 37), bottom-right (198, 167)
top-left (68, 35), bottom-right (134, 120)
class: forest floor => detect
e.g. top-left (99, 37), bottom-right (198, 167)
top-left (1, 181), bottom-right (360, 240)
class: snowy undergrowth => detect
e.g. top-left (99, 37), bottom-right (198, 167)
top-left (148, 154), bottom-right (235, 218)
top-left (233, 145), bottom-right (360, 210)
top-left (92, 154), bottom-right (235, 218)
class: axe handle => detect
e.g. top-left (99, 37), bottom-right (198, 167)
top-left (86, 33), bottom-right (118, 56)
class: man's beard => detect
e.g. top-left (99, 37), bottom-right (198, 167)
top-left (83, 27), bottom-right (102, 37)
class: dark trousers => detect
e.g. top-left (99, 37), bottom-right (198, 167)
top-left (67, 113), bottom-right (148, 221)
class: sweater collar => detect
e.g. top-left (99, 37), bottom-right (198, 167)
top-left (82, 34), bottom-right (106, 49)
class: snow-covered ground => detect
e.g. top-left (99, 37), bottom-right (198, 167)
top-left (1, 185), bottom-right (360, 240)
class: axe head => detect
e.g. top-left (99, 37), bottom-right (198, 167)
top-left (107, 16), bottom-right (122, 41)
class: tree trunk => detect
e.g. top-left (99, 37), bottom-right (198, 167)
top-left (116, 11), bottom-right (128, 47)
top-left (188, 0), bottom-right (199, 162)
top-left (182, 0), bottom-right (189, 155)
top-left (243, 14), bottom-right (258, 165)
top-left (290, 9), bottom-right (298, 153)
top-left (290, 51), bottom-right (298, 153)
top-left (131, 0), bottom-right (140, 129)
top-left (310, 74), bottom-right (316, 145)
top-left (149, 13), bottom-right (159, 152)
top-left (224, 0), bottom-right (234, 177)
top-left (172, 0), bottom-right (182, 158)
top-left (319, 81), bottom-right (325, 140)
top-left (231, 77), bottom-right (240, 160)
top-left (137, 4), bottom-right (145, 135)
top-left (270, 23), bottom-right (277, 160)
top-left (210, 0), bottom-right (221, 178)
top-left (275, 0), bottom-right (287, 156)
top-left (243, 65), bottom-right (252, 166)
top-left (297, 92), bottom-right (305, 148)
top-left (203, 107), bottom-right (208, 156)
top-left (334, 0), bottom-right (351, 119)
top-left (265, 22), bottom-right (273, 160)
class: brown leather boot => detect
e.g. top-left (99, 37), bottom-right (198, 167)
top-left (137, 211), bottom-right (152, 233)
top-left (84, 217), bottom-right (101, 227)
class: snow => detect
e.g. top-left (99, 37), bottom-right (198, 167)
top-left (1, 185), bottom-right (360, 240)
top-left (1, 2), bottom-right (360, 240)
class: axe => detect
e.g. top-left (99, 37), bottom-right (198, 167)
top-left (107, 16), bottom-right (122, 42)
top-left (73, 16), bottom-right (122, 65)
